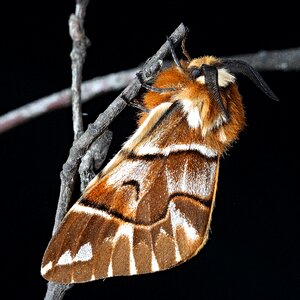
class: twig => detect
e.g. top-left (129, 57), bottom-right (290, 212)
top-left (44, 282), bottom-right (73, 300)
top-left (1, 47), bottom-right (299, 135)
top-left (69, 0), bottom-right (90, 140)
top-left (78, 130), bottom-right (113, 192)
top-left (44, 1), bottom-right (90, 300)
top-left (229, 47), bottom-right (300, 71)
top-left (0, 68), bottom-right (137, 134)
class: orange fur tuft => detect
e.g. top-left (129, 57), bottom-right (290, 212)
top-left (137, 56), bottom-right (246, 154)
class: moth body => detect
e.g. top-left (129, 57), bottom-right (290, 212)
top-left (41, 54), bottom-right (277, 283)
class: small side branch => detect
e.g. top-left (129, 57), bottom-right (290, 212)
top-left (78, 130), bottom-right (113, 192)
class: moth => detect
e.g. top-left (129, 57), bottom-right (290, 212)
top-left (41, 41), bottom-right (278, 284)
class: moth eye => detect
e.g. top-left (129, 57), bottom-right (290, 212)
top-left (191, 68), bottom-right (202, 79)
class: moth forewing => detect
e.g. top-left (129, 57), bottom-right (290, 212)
top-left (42, 53), bottom-right (277, 284)
top-left (41, 100), bottom-right (222, 283)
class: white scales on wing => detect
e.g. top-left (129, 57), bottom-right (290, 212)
top-left (165, 159), bottom-right (217, 199)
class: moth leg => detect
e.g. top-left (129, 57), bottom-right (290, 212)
top-left (136, 72), bottom-right (176, 93)
top-left (120, 94), bottom-right (149, 112)
top-left (167, 36), bottom-right (182, 69)
top-left (129, 99), bottom-right (150, 112)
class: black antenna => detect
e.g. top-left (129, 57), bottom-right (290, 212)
top-left (221, 59), bottom-right (279, 101)
top-left (201, 64), bottom-right (229, 121)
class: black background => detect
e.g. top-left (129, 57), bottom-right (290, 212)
top-left (1, 1), bottom-right (299, 299)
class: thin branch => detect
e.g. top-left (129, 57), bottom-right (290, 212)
top-left (44, 282), bottom-right (72, 300)
top-left (229, 47), bottom-right (300, 71)
top-left (1, 47), bottom-right (299, 135)
top-left (69, 0), bottom-right (90, 140)
top-left (44, 1), bottom-right (90, 300)
top-left (0, 68), bottom-right (137, 134)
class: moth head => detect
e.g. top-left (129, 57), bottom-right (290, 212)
top-left (184, 56), bottom-right (278, 131)
top-left (186, 57), bottom-right (278, 121)
top-left (187, 56), bottom-right (233, 123)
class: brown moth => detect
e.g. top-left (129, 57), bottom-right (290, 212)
top-left (41, 43), bottom-right (278, 284)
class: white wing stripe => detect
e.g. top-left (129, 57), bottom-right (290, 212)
top-left (136, 143), bottom-right (218, 158)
